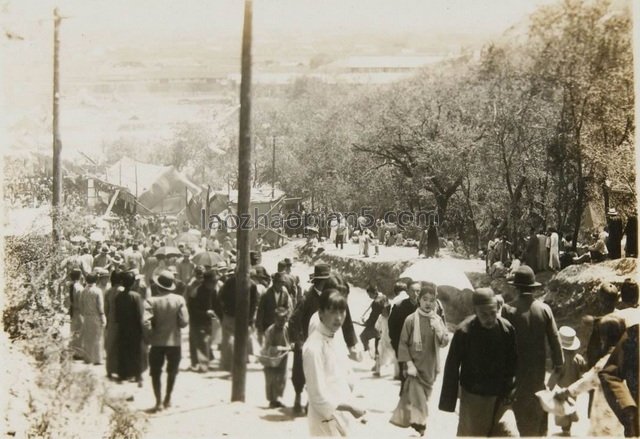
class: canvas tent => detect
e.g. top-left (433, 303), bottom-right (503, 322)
top-left (103, 157), bottom-right (200, 214)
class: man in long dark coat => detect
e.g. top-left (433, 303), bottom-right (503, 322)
top-left (607, 208), bottom-right (624, 259)
top-left (502, 265), bottom-right (564, 437)
top-left (624, 213), bottom-right (638, 258)
top-left (426, 224), bottom-right (439, 258)
top-left (217, 270), bottom-right (259, 371)
top-left (115, 271), bottom-right (145, 385)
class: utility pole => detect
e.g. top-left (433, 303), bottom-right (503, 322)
top-left (271, 136), bottom-right (276, 199)
top-left (231, 0), bottom-right (253, 402)
top-left (51, 8), bottom-right (62, 241)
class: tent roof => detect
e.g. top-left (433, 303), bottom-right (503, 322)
top-left (225, 186), bottom-right (285, 204)
top-left (104, 157), bottom-right (172, 196)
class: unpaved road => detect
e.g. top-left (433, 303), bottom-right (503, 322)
top-left (87, 241), bottom-right (590, 438)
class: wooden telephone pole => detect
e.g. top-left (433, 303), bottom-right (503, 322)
top-left (51, 8), bottom-right (62, 241)
top-left (231, 0), bottom-right (253, 402)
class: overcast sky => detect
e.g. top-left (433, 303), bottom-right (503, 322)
top-left (4, 0), bottom-right (559, 46)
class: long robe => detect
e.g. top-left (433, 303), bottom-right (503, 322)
top-left (79, 285), bottom-right (105, 364)
top-left (624, 216), bottom-right (638, 257)
top-left (536, 234), bottom-right (549, 272)
top-left (607, 215), bottom-right (623, 259)
top-left (390, 311), bottom-right (448, 428)
top-left (549, 232), bottom-right (561, 270)
top-left (426, 226), bottom-right (439, 258)
top-left (115, 289), bottom-right (145, 379)
top-left (502, 296), bottom-right (564, 437)
top-left (104, 286), bottom-right (119, 375)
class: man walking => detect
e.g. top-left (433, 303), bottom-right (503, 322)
top-left (502, 265), bottom-right (564, 436)
top-left (256, 272), bottom-right (293, 344)
top-left (187, 270), bottom-right (221, 372)
top-left (439, 288), bottom-right (518, 436)
top-left (143, 270), bottom-right (189, 412)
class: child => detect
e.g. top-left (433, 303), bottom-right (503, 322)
top-left (260, 307), bottom-right (291, 408)
top-left (374, 302), bottom-right (395, 376)
top-left (547, 326), bottom-right (586, 435)
top-left (390, 282), bottom-right (450, 436)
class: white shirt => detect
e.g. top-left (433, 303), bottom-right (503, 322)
top-left (390, 290), bottom-right (409, 309)
top-left (303, 321), bottom-right (355, 436)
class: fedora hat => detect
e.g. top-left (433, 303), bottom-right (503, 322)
top-left (310, 263), bottom-right (331, 280)
top-left (283, 258), bottom-right (293, 266)
top-left (100, 245), bottom-right (109, 254)
top-left (153, 270), bottom-right (176, 292)
top-left (558, 326), bottom-right (580, 350)
top-left (508, 265), bottom-right (541, 288)
top-left (607, 207), bottom-right (618, 215)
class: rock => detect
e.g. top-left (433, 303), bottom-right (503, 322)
top-left (545, 258), bottom-right (638, 320)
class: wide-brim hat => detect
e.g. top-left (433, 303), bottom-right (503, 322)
top-left (283, 258), bottom-right (293, 266)
top-left (310, 263), bottom-right (331, 280)
top-left (153, 270), bottom-right (177, 291)
top-left (558, 326), bottom-right (581, 350)
top-left (607, 208), bottom-right (618, 215)
top-left (100, 245), bottom-right (109, 254)
top-left (508, 265), bottom-right (541, 288)
top-left (111, 255), bottom-right (124, 265)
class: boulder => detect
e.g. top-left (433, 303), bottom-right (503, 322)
top-left (545, 258), bottom-right (638, 320)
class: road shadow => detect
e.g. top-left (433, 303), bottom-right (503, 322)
top-left (260, 407), bottom-right (296, 422)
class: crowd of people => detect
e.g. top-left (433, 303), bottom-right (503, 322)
top-left (58, 208), bottom-right (639, 437)
top-left (484, 208), bottom-right (638, 281)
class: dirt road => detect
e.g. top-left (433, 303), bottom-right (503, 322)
top-left (94, 241), bottom-right (589, 438)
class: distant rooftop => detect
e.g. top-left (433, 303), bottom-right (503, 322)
top-left (327, 55), bottom-right (446, 70)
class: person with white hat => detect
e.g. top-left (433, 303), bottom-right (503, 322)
top-left (546, 326), bottom-right (587, 435)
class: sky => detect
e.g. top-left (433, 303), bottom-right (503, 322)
top-left (3, 0), bottom-right (559, 45)
top-left (2, 0), bottom-right (635, 160)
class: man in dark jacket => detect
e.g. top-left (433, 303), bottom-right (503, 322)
top-left (287, 263), bottom-right (359, 415)
top-left (256, 272), bottom-right (293, 343)
top-left (217, 271), bottom-right (258, 371)
top-left (439, 288), bottom-right (518, 436)
top-left (187, 270), bottom-right (222, 372)
top-left (607, 208), bottom-right (624, 259)
top-left (501, 265), bottom-right (563, 437)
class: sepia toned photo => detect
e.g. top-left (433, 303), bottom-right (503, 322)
top-left (1, 0), bottom-right (637, 437)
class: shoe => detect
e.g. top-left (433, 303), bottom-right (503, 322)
top-left (410, 423), bottom-right (425, 436)
top-left (293, 404), bottom-right (305, 416)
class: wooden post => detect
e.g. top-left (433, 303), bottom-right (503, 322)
top-left (51, 8), bottom-right (62, 241)
top-left (231, 0), bottom-right (253, 403)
